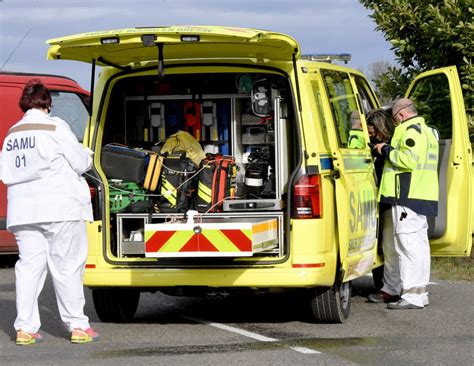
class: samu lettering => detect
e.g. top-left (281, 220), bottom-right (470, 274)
top-left (5, 136), bottom-right (36, 151)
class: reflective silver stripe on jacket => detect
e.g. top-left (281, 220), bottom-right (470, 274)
top-left (7, 123), bottom-right (56, 136)
top-left (383, 163), bottom-right (438, 173)
top-left (391, 149), bottom-right (419, 163)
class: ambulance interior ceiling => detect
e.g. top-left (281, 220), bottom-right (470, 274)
top-left (102, 72), bottom-right (293, 148)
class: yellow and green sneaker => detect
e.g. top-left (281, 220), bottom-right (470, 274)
top-left (16, 330), bottom-right (43, 346)
top-left (71, 328), bottom-right (100, 344)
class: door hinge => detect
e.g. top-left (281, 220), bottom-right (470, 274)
top-left (326, 169), bottom-right (341, 180)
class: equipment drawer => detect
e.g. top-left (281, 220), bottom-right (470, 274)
top-left (145, 218), bottom-right (277, 258)
top-left (115, 212), bottom-right (283, 258)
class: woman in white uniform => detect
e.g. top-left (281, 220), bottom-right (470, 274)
top-left (0, 79), bottom-right (99, 345)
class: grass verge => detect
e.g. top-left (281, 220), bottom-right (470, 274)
top-left (431, 250), bottom-right (473, 282)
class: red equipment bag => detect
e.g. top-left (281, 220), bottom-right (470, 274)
top-left (184, 100), bottom-right (201, 141)
top-left (196, 154), bottom-right (237, 213)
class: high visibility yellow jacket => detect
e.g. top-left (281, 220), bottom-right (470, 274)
top-left (378, 116), bottom-right (439, 216)
top-left (347, 129), bottom-right (366, 149)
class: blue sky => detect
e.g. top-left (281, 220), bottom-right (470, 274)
top-left (0, 0), bottom-right (396, 89)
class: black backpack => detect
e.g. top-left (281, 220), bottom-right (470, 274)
top-left (157, 152), bottom-right (197, 213)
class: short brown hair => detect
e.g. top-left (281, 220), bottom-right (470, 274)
top-left (19, 79), bottom-right (52, 112)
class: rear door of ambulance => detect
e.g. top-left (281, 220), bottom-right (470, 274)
top-left (406, 66), bottom-right (472, 256)
top-left (316, 68), bottom-right (379, 281)
top-left (46, 26), bottom-right (300, 157)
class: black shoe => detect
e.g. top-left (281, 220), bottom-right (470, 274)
top-left (368, 291), bottom-right (400, 304)
top-left (387, 299), bottom-right (423, 310)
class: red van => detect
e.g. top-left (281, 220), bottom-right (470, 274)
top-left (0, 71), bottom-right (90, 254)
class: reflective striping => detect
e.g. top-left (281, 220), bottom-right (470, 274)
top-left (252, 219), bottom-right (277, 234)
top-left (419, 163), bottom-right (438, 171)
top-left (145, 227), bottom-right (252, 253)
top-left (202, 229), bottom-right (242, 252)
top-left (197, 182), bottom-right (212, 202)
top-left (161, 179), bottom-right (177, 206)
top-left (8, 123), bottom-right (56, 135)
top-left (218, 229), bottom-right (252, 251)
top-left (384, 163), bottom-right (437, 172)
top-left (392, 149), bottom-right (419, 163)
top-left (145, 230), bottom-right (177, 252)
top-left (343, 154), bottom-right (371, 170)
top-left (180, 233), bottom-right (218, 252)
top-left (145, 219), bottom-right (277, 257)
top-left (162, 230), bottom-right (196, 252)
top-left (198, 182), bottom-right (212, 197)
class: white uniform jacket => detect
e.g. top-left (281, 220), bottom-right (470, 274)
top-left (1, 109), bottom-right (93, 228)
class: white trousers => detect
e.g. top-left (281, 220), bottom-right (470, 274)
top-left (381, 206), bottom-right (430, 307)
top-left (11, 221), bottom-right (90, 333)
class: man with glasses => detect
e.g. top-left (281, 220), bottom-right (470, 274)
top-left (368, 98), bottom-right (439, 309)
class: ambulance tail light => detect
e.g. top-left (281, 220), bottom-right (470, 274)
top-left (292, 174), bottom-right (322, 219)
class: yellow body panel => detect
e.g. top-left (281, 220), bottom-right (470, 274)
top-left (84, 253), bottom-right (336, 288)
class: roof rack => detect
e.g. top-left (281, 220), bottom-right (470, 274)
top-left (301, 53), bottom-right (351, 64)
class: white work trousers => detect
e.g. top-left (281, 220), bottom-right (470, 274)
top-left (11, 221), bottom-right (90, 333)
top-left (381, 205), bottom-right (430, 307)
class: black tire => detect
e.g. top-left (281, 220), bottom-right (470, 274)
top-left (92, 288), bottom-right (140, 323)
top-left (372, 265), bottom-right (384, 291)
top-left (306, 279), bottom-right (352, 323)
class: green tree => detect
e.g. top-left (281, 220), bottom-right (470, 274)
top-left (367, 60), bottom-right (411, 105)
top-left (360, 0), bottom-right (473, 128)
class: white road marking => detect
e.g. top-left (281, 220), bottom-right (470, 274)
top-left (183, 315), bottom-right (277, 342)
top-left (182, 315), bottom-right (322, 355)
top-left (290, 346), bottom-right (321, 354)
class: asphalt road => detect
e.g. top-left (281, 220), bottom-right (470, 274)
top-left (0, 256), bottom-right (473, 365)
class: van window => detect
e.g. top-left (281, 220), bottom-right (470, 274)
top-left (321, 70), bottom-right (359, 148)
top-left (353, 76), bottom-right (377, 115)
top-left (310, 80), bottom-right (327, 129)
top-left (50, 91), bottom-right (89, 142)
top-left (408, 74), bottom-right (453, 139)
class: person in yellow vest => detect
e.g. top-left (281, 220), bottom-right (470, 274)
top-left (368, 99), bottom-right (438, 309)
top-left (347, 110), bottom-right (365, 149)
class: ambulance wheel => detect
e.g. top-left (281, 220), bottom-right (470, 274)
top-left (92, 288), bottom-right (140, 323)
top-left (306, 279), bottom-right (352, 323)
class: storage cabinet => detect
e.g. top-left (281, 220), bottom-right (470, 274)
top-left (122, 94), bottom-right (290, 203)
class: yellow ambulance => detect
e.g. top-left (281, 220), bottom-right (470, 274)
top-left (47, 26), bottom-right (472, 323)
